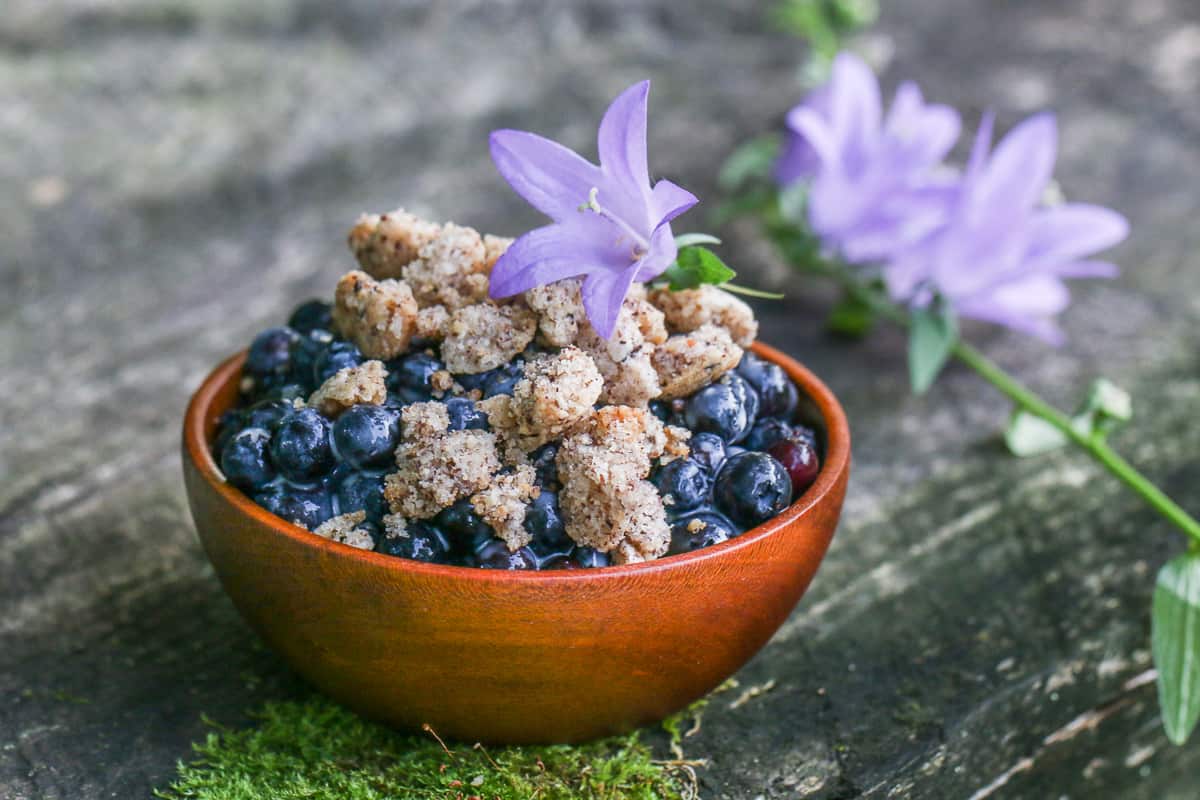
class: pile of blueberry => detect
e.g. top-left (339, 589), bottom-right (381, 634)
top-left (213, 300), bottom-right (822, 570)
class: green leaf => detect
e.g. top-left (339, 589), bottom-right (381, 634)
top-left (1004, 410), bottom-right (1072, 457)
top-left (824, 0), bottom-right (880, 32)
top-left (720, 283), bottom-right (785, 300)
top-left (674, 233), bottom-right (723, 249)
top-left (717, 135), bottom-right (781, 191)
top-left (1153, 552), bottom-right (1200, 745)
top-left (663, 246), bottom-right (737, 291)
top-left (907, 305), bottom-right (958, 395)
top-left (1077, 378), bottom-right (1133, 436)
top-left (825, 291), bottom-right (876, 337)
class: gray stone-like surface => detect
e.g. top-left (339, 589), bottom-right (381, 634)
top-left (3, 1), bottom-right (1200, 797)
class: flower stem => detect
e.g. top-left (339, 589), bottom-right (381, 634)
top-left (808, 257), bottom-right (1200, 546)
top-left (950, 339), bottom-right (1200, 545)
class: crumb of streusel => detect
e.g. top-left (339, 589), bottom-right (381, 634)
top-left (470, 465), bottom-right (540, 551)
top-left (348, 209), bottom-right (442, 281)
top-left (483, 234), bottom-right (513, 271)
top-left (385, 404), bottom-right (501, 519)
top-left (647, 285), bottom-right (759, 348)
top-left (440, 302), bottom-right (537, 374)
top-left (481, 347), bottom-right (603, 456)
top-left (332, 270), bottom-right (420, 360)
top-left (307, 360), bottom-right (387, 417)
top-left (314, 511), bottom-right (375, 550)
top-left (403, 222), bottom-right (490, 310)
top-left (651, 323), bottom-right (742, 399)
top-left (662, 425), bottom-right (692, 463)
top-left (415, 305), bottom-right (451, 340)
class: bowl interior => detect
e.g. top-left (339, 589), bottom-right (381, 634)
top-left (184, 341), bottom-right (851, 579)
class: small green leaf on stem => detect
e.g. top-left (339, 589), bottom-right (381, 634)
top-left (662, 246), bottom-right (737, 291)
top-left (720, 283), bottom-right (785, 300)
top-left (1004, 411), bottom-right (1072, 457)
top-left (674, 233), bottom-right (723, 249)
top-left (718, 136), bottom-right (781, 191)
top-left (826, 291), bottom-right (876, 337)
top-left (908, 304), bottom-right (958, 394)
top-left (1078, 378), bottom-right (1133, 436)
top-left (1153, 552), bottom-right (1200, 745)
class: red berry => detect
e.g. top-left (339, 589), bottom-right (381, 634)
top-left (768, 438), bottom-right (820, 496)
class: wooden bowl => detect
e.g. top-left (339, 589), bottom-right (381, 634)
top-left (182, 342), bottom-right (850, 744)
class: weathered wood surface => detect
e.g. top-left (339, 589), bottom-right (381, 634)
top-left (3, 1), bottom-right (1200, 797)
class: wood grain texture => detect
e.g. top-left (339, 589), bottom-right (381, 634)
top-left (182, 345), bottom-right (848, 744)
top-left (3, 0), bottom-right (1200, 797)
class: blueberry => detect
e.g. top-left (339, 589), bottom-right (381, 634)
top-left (744, 417), bottom-right (795, 452)
top-left (524, 491), bottom-right (568, 550)
top-left (572, 546), bottom-right (611, 569)
top-left (243, 399), bottom-right (293, 432)
top-left (332, 404), bottom-right (400, 469)
top-left (481, 360), bottom-right (525, 398)
top-left (313, 341), bottom-right (363, 386)
top-left (246, 327), bottom-right (300, 378)
top-left (333, 469), bottom-right (388, 522)
top-left (254, 484), bottom-right (335, 530)
top-left (684, 374), bottom-right (756, 444)
top-left (270, 408), bottom-right (334, 482)
top-left (260, 383), bottom-right (309, 403)
top-left (649, 400), bottom-right (672, 423)
top-left (540, 553), bottom-right (580, 570)
top-left (445, 397), bottom-right (488, 431)
top-left (713, 451), bottom-right (793, 528)
top-left (688, 433), bottom-right (727, 475)
top-left (476, 540), bottom-right (538, 570)
top-left (287, 299), bottom-right (333, 335)
top-left (530, 443), bottom-right (560, 490)
top-left (376, 520), bottom-right (449, 563)
top-left (651, 458), bottom-right (711, 514)
top-left (288, 329), bottom-right (335, 391)
top-left (434, 498), bottom-right (495, 556)
top-left (668, 510), bottom-right (739, 555)
top-left (767, 438), bottom-right (821, 496)
top-left (453, 371), bottom-right (490, 394)
top-left (736, 352), bottom-right (799, 419)
top-left (220, 427), bottom-right (276, 490)
top-left (388, 352), bottom-right (444, 403)
top-left (213, 409), bottom-right (244, 456)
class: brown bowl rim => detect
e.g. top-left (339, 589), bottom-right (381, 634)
top-left (184, 341), bottom-right (850, 583)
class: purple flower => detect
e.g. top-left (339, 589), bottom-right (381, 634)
top-left (883, 111), bottom-right (1130, 343)
top-left (775, 51), bottom-right (961, 263)
top-left (489, 81), bottom-right (698, 339)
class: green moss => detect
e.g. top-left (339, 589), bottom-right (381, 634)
top-left (156, 695), bottom-right (697, 800)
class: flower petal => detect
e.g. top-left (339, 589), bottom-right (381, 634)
top-left (490, 129), bottom-right (605, 221)
top-left (488, 219), bottom-right (619, 297)
top-left (650, 178), bottom-right (699, 227)
top-left (827, 52), bottom-right (882, 170)
top-left (1025, 203), bottom-right (1130, 269)
top-left (634, 223), bottom-right (679, 282)
top-left (1054, 259), bottom-right (1120, 279)
top-left (785, 106), bottom-right (841, 167)
top-left (957, 273), bottom-right (1070, 344)
top-left (972, 112), bottom-right (1057, 217)
top-left (581, 262), bottom-right (642, 340)
top-left (598, 80), bottom-right (652, 195)
top-left (885, 81), bottom-right (961, 166)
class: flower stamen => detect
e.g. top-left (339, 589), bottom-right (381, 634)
top-left (580, 186), bottom-right (650, 259)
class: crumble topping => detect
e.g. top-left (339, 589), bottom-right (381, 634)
top-left (470, 465), bottom-right (540, 551)
top-left (483, 234), bottom-right (513, 270)
top-left (525, 278), bottom-right (586, 347)
top-left (385, 401), bottom-right (501, 519)
top-left (348, 209), bottom-right (442, 281)
top-left (314, 511), bottom-right (375, 550)
top-left (415, 305), bottom-right (451, 341)
top-left (556, 405), bottom-right (671, 558)
top-left (651, 324), bottom-right (742, 399)
top-left (481, 347), bottom-right (604, 456)
top-left (647, 285), bottom-right (759, 348)
top-left (440, 302), bottom-right (537, 374)
top-left (403, 222), bottom-right (490, 310)
top-left (381, 513), bottom-right (408, 540)
top-left (332, 270), bottom-right (419, 360)
top-left (662, 425), bottom-right (692, 463)
top-left (307, 360), bottom-right (387, 417)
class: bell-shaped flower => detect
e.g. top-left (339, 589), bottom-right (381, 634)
top-left (775, 51), bottom-right (961, 263)
top-left (884, 111), bottom-right (1130, 343)
top-left (489, 81), bottom-right (698, 339)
